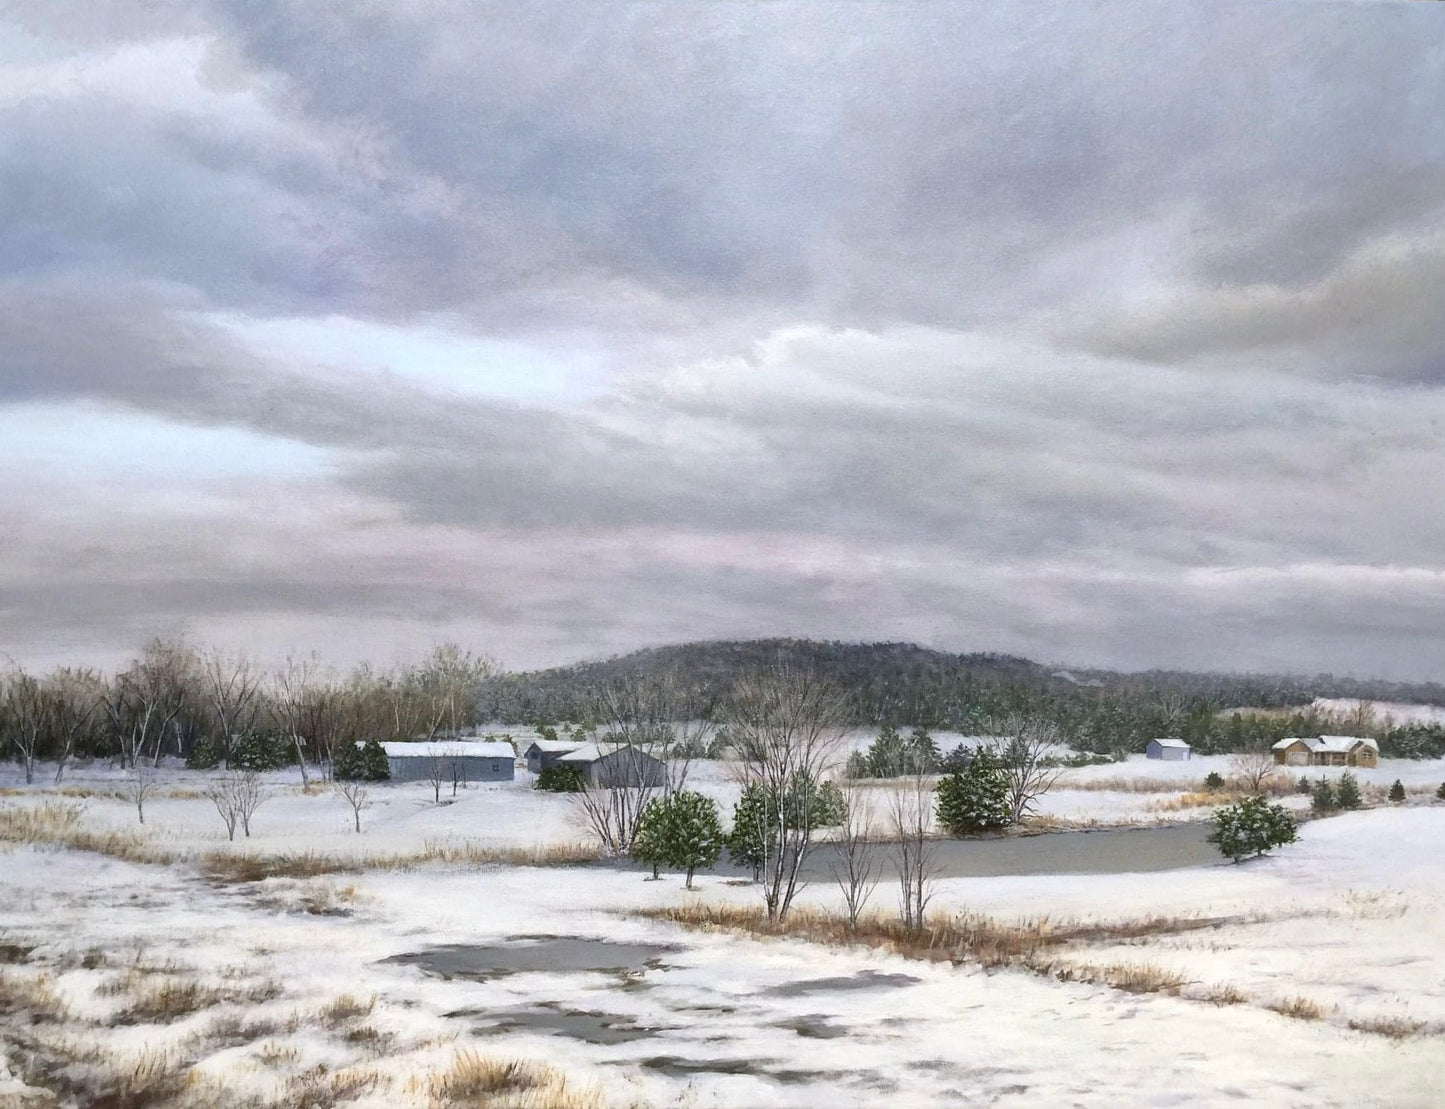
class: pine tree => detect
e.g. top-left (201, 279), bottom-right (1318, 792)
top-left (1389, 779), bottom-right (1406, 804)
top-left (1208, 796), bottom-right (1298, 863)
top-left (935, 749), bottom-right (1011, 836)
top-left (631, 798), bottom-right (671, 880)
top-left (666, 791), bottom-right (724, 888)
top-left (1203, 771), bottom-right (1225, 792)
top-left (1311, 778), bottom-right (1336, 813)
top-left (1336, 773), bottom-right (1362, 810)
top-left (1436, 782), bottom-right (1445, 801)
top-left (358, 738), bottom-right (390, 781)
top-left (727, 784), bottom-right (773, 881)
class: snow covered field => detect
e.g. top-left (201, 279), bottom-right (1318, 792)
top-left (2, 763), bottom-right (1444, 1107)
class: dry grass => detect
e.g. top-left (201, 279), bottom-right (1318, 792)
top-left (282, 1064), bottom-right (385, 1109)
top-left (116, 979), bottom-right (227, 1024)
top-left (200, 839), bottom-right (598, 885)
top-left (1345, 1013), bottom-right (1432, 1039)
top-left (0, 801), bottom-right (182, 866)
top-left (1059, 776), bottom-right (1194, 794)
top-left (1049, 961), bottom-right (1188, 995)
top-left (316, 993), bottom-right (376, 1028)
top-left (1268, 995), bottom-right (1327, 1021)
top-left (0, 968), bottom-right (70, 1023)
top-left (1198, 982), bottom-right (1251, 1006)
top-left (418, 1051), bottom-right (604, 1108)
top-left (1147, 790), bottom-right (1242, 812)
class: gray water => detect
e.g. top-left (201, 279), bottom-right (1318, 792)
top-left (382, 935), bottom-right (679, 981)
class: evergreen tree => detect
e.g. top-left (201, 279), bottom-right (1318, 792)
top-left (1203, 771), bottom-right (1225, 792)
top-left (631, 798), bottom-right (671, 879)
top-left (935, 749), bottom-right (1011, 836)
top-left (907, 726), bottom-right (941, 773)
top-left (1389, 779), bottom-right (1407, 804)
top-left (666, 790), bottom-right (724, 888)
top-left (356, 738), bottom-right (390, 781)
top-left (1436, 782), bottom-right (1445, 801)
top-left (1208, 796), bottom-right (1298, 863)
top-left (534, 765), bottom-right (585, 792)
top-left (186, 738), bottom-right (219, 770)
top-left (1311, 778), bottom-right (1336, 813)
top-left (1336, 773), bottom-right (1362, 810)
top-left (727, 785), bottom-right (772, 881)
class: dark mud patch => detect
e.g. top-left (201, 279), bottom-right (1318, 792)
top-left (456, 1002), bottom-right (674, 1044)
top-left (775, 1013), bottom-right (850, 1039)
top-left (764, 969), bottom-right (921, 997)
top-left (381, 935), bottom-right (679, 982)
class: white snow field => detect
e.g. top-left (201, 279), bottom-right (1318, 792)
top-left (2, 761), bottom-right (1443, 1107)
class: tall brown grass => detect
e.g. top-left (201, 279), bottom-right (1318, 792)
top-left (418, 1051), bottom-right (605, 1108)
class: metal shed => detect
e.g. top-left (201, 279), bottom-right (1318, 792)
top-left (379, 740), bottom-right (516, 783)
top-left (1145, 737), bottom-right (1192, 761)
top-left (556, 743), bottom-right (667, 789)
top-left (523, 739), bottom-right (586, 774)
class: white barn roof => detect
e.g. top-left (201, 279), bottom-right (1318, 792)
top-left (1149, 737), bottom-right (1191, 749)
top-left (556, 743), bottom-right (664, 764)
top-left (525, 739), bottom-right (585, 754)
top-left (380, 741), bottom-right (515, 759)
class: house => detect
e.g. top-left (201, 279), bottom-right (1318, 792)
top-left (1271, 735), bottom-right (1380, 768)
top-left (379, 740), bottom-right (516, 783)
top-left (1145, 737), bottom-right (1192, 761)
top-left (523, 739), bottom-right (586, 774)
top-left (555, 743), bottom-right (667, 789)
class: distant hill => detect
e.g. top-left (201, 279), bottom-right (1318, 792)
top-left (478, 638), bottom-right (1445, 757)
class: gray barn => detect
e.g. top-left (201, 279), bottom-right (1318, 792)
top-left (524, 739), bottom-right (586, 774)
top-left (380, 740), bottom-right (516, 783)
top-left (556, 743), bottom-right (667, 789)
top-left (1145, 737), bottom-right (1192, 761)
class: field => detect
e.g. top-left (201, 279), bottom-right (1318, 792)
top-left (2, 754), bottom-right (1443, 1107)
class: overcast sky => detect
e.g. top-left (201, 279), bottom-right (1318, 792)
top-left (3, 1), bottom-right (1445, 679)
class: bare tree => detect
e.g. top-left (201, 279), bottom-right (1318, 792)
top-left (830, 782), bottom-right (879, 929)
top-left (890, 770), bottom-right (937, 934)
top-left (126, 764), bottom-right (158, 825)
top-left (273, 654), bottom-right (321, 788)
top-left (2, 666), bottom-right (50, 783)
top-left (206, 772), bottom-right (268, 840)
top-left (423, 744), bottom-right (453, 804)
top-left (726, 664), bottom-right (849, 922)
top-left (1230, 744), bottom-right (1279, 794)
top-left (106, 639), bottom-right (198, 768)
top-left (335, 779), bottom-right (371, 833)
top-left (412, 644), bottom-right (494, 743)
top-left (989, 715), bottom-right (1067, 825)
top-left (201, 649), bottom-right (263, 765)
top-left (47, 668), bottom-right (106, 783)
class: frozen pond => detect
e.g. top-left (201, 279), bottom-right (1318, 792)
top-left (381, 935), bottom-right (680, 981)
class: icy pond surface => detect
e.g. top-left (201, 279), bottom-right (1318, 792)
top-left (381, 934), bottom-right (680, 981)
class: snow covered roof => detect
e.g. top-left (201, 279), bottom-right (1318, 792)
top-left (556, 743), bottom-right (664, 765)
top-left (525, 739), bottom-right (585, 754)
top-left (380, 741), bottom-right (515, 759)
top-left (1271, 735), bottom-right (1379, 753)
top-left (1148, 737), bottom-right (1191, 749)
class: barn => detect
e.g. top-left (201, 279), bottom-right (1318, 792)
top-left (556, 743), bottom-right (667, 789)
top-left (379, 740), bottom-right (516, 783)
top-left (1145, 737), bottom-right (1192, 761)
top-left (1271, 735), bottom-right (1379, 768)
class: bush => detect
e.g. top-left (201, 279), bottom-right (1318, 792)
top-left (229, 732), bottom-right (292, 771)
top-left (335, 739), bottom-right (390, 782)
top-left (1436, 782), bottom-right (1445, 801)
top-left (534, 765), bottom-right (585, 793)
top-left (186, 738), bottom-right (219, 770)
top-left (1296, 776), bottom-right (1313, 795)
top-left (632, 791), bottom-right (723, 887)
top-left (935, 749), bottom-right (1011, 836)
top-left (1310, 778), bottom-right (1336, 813)
top-left (1336, 772), bottom-right (1361, 810)
top-left (1203, 771), bottom-right (1225, 792)
top-left (1207, 796), bottom-right (1298, 863)
top-left (1389, 779), bottom-right (1406, 804)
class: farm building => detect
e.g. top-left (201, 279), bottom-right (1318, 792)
top-left (1271, 735), bottom-right (1379, 768)
top-left (379, 740), bottom-right (516, 783)
top-left (556, 743), bottom-right (667, 789)
top-left (523, 739), bottom-right (586, 774)
top-left (1145, 737), bottom-right (1192, 761)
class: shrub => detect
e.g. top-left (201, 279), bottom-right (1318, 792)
top-left (935, 749), bottom-right (1011, 836)
top-left (1389, 779), bottom-right (1406, 804)
top-left (1437, 782), bottom-right (1445, 801)
top-left (1202, 771), bottom-right (1225, 792)
top-left (1336, 772), bottom-right (1362, 810)
top-left (186, 738), bottom-right (219, 770)
top-left (1297, 775), bottom-right (1313, 794)
top-left (229, 732), bottom-right (292, 771)
top-left (333, 739), bottom-right (390, 782)
top-left (1207, 796), bottom-right (1298, 863)
top-left (534, 765), bottom-right (585, 793)
top-left (848, 725), bottom-right (939, 778)
top-left (1311, 778), bottom-right (1336, 813)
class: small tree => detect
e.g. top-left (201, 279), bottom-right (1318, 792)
top-left (335, 739), bottom-right (390, 782)
top-left (1207, 796), bottom-right (1297, 863)
top-left (667, 791), bottom-right (724, 888)
top-left (935, 749), bottom-right (1011, 837)
top-left (1436, 782), bottom-right (1445, 801)
top-left (335, 779), bottom-right (371, 833)
top-left (1336, 773), bottom-right (1362, 811)
top-left (535, 765), bottom-right (585, 792)
top-left (1229, 745), bottom-right (1278, 794)
top-left (631, 798), bottom-right (671, 880)
top-left (1388, 779), bottom-right (1406, 804)
top-left (126, 764), bottom-right (158, 825)
top-left (1203, 771), bottom-right (1225, 792)
top-left (989, 716), bottom-right (1067, 825)
top-left (830, 784), bottom-right (878, 929)
top-left (205, 772), bottom-right (268, 840)
top-left (1311, 778), bottom-right (1336, 813)
top-left (726, 784), bottom-right (771, 882)
top-left (890, 771), bottom-right (936, 934)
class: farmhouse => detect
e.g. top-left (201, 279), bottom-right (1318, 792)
top-left (523, 739), bottom-right (586, 774)
top-left (379, 740), bottom-right (516, 783)
top-left (556, 743), bottom-right (667, 789)
top-left (1145, 737), bottom-right (1192, 761)
top-left (1271, 735), bottom-right (1380, 768)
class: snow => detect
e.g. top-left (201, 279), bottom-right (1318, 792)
top-left (2, 762), bottom-right (1444, 1106)
top-left (378, 740), bottom-right (516, 759)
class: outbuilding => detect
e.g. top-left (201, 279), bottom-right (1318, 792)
top-left (379, 740), bottom-right (516, 783)
top-left (1271, 735), bottom-right (1379, 768)
top-left (1145, 737), bottom-right (1192, 761)
top-left (556, 743), bottom-right (667, 789)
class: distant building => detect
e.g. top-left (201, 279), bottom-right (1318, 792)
top-left (555, 743), bottom-right (667, 789)
top-left (1145, 737), bottom-right (1193, 761)
top-left (1271, 735), bottom-right (1379, 768)
top-left (523, 739), bottom-right (586, 774)
top-left (379, 740), bottom-right (515, 783)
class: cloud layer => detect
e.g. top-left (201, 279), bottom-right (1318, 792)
top-left (4, 1), bottom-right (1445, 678)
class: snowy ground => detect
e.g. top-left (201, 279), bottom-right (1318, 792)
top-left (2, 763), bottom-right (1444, 1107)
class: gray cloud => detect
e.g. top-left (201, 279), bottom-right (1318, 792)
top-left (3, 1), bottom-right (1445, 679)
